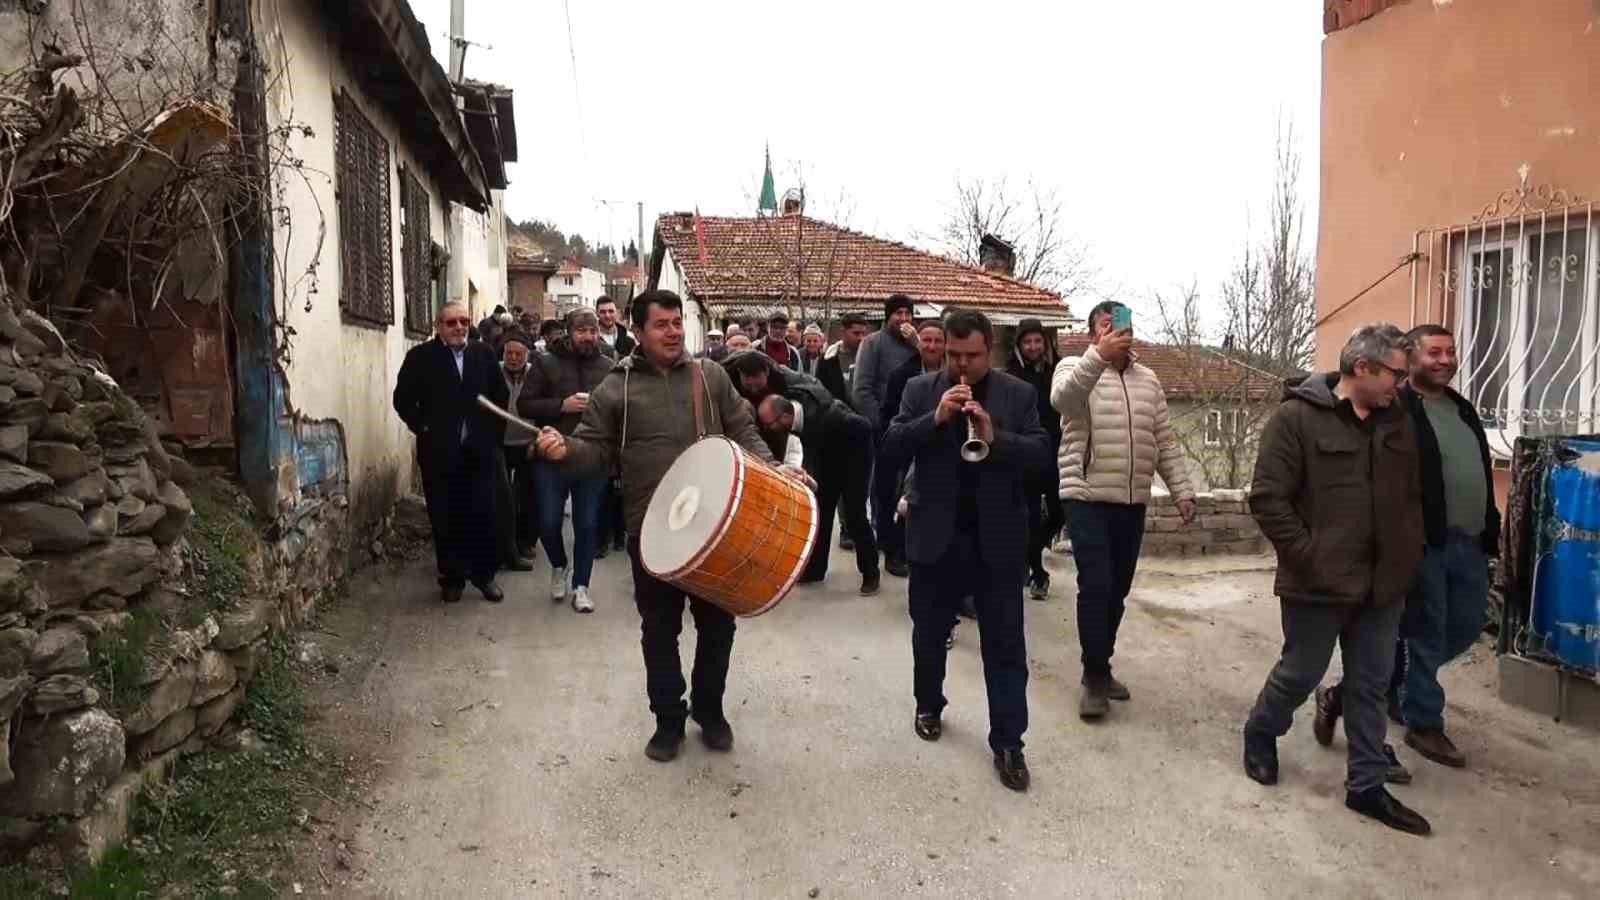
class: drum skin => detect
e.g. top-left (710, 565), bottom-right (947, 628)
top-left (641, 438), bottom-right (819, 617)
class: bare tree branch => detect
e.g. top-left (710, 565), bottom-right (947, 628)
top-left (925, 175), bottom-right (1096, 298)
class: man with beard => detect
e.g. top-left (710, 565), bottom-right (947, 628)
top-left (876, 319), bottom-right (948, 578)
top-left (1244, 323), bottom-right (1431, 836)
top-left (761, 311), bottom-right (802, 369)
top-left (536, 291), bottom-right (806, 762)
top-left (519, 309), bottom-right (615, 612)
top-left (1005, 319), bottom-right (1064, 600)
top-left (1312, 324), bottom-right (1499, 772)
top-left (723, 349), bottom-right (880, 595)
top-left (819, 313), bottom-right (869, 409)
top-left (393, 302), bottom-right (510, 604)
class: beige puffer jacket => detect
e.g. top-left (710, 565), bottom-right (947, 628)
top-left (1050, 345), bottom-right (1194, 505)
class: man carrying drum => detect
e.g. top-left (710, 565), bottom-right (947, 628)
top-left (534, 290), bottom-right (807, 763)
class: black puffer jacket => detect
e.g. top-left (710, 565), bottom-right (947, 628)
top-left (1005, 347), bottom-right (1061, 440)
top-left (721, 349), bottom-right (863, 458)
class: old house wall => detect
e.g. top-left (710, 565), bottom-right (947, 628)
top-left (259, 0), bottom-right (449, 527)
top-left (1315, 0), bottom-right (1600, 367)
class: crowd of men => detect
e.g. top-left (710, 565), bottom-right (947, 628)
top-left (394, 290), bottom-right (1495, 833)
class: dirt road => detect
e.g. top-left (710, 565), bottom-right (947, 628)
top-left (305, 543), bottom-right (1600, 898)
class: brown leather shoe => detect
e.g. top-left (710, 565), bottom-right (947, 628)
top-left (1405, 728), bottom-right (1466, 768)
top-left (1313, 684), bottom-right (1341, 747)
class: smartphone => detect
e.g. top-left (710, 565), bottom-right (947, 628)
top-left (1111, 305), bottom-right (1133, 332)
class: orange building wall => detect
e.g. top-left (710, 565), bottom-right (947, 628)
top-left (1315, 0), bottom-right (1600, 369)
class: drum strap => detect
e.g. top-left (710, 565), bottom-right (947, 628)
top-left (690, 359), bottom-right (707, 439)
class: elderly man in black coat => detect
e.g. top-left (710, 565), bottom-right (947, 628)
top-left (883, 309), bottom-right (1054, 792)
top-left (393, 301), bottom-right (511, 603)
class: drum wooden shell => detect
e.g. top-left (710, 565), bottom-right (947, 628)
top-left (640, 438), bottom-right (818, 617)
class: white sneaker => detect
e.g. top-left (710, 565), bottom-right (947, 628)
top-left (551, 567), bottom-right (568, 601)
top-left (571, 586), bottom-right (594, 614)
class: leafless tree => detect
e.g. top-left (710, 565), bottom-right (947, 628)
top-left (1151, 122), bottom-right (1316, 488)
top-left (929, 176), bottom-right (1097, 297)
top-left (748, 162), bottom-right (859, 329)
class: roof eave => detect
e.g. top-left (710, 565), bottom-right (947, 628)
top-left (321, 0), bottom-right (490, 210)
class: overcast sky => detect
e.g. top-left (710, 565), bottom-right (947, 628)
top-left (411, 0), bottom-right (1323, 327)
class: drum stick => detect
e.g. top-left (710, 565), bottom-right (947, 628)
top-left (476, 394), bottom-right (543, 434)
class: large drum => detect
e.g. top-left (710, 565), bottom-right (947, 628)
top-left (640, 437), bottom-right (819, 617)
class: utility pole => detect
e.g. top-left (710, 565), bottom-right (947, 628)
top-left (637, 201), bottom-right (646, 286)
top-left (449, 0), bottom-right (466, 81)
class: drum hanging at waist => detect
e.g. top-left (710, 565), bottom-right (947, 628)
top-left (639, 437), bottom-right (819, 617)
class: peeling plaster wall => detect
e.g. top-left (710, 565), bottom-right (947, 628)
top-left (1315, 0), bottom-right (1600, 367)
top-left (260, 0), bottom-right (449, 524)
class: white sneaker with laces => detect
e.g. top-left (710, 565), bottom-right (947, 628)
top-left (551, 567), bottom-right (568, 601)
top-left (571, 586), bottom-right (594, 614)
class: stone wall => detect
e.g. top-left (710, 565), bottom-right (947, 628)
top-left (1141, 489), bottom-right (1267, 557)
top-left (0, 297), bottom-right (359, 867)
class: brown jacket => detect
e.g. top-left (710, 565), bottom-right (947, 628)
top-left (1249, 373), bottom-right (1424, 607)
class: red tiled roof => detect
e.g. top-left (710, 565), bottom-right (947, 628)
top-left (1056, 335), bottom-right (1281, 402)
top-left (654, 213), bottom-right (1069, 317)
top-left (556, 258), bottom-right (582, 275)
top-left (1323, 0), bottom-right (1409, 35)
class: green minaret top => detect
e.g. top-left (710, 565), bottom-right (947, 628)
top-left (758, 144), bottom-right (778, 214)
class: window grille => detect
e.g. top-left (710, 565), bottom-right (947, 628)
top-left (335, 90), bottom-right (394, 328)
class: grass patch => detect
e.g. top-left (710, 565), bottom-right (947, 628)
top-left (45, 636), bottom-right (344, 899)
top-left (87, 605), bottom-right (163, 717)
top-left (182, 478), bottom-right (259, 624)
top-left (0, 864), bottom-right (46, 899)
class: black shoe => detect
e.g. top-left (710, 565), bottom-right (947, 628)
top-left (914, 711), bottom-right (941, 741)
top-left (503, 557), bottom-right (534, 572)
top-left (859, 571), bottom-right (881, 596)
top-left (1243, 729), bottom-right (1279, 786)
top-left (1103, 674), bottom-right (1131, 702)
top-left (474, 580), bottom-right (504, 603)
top-left (993, 749), bottom-right (1030, 792)
top-left (1383, 744), bottom-right (1413, 785)
top-left (885, 556), bottom-right (908, 578)
top-left (594, 545), bottom-right (610, 561)
top-left (695, 715), bottom-right (734, 752)
top-left (796, 572), bottom-right (825, 585)
top-left (645, 721), bottom-right (686, 762)
top-left (1345, 787), bottom-right (1431, 836)
top-left (1313, 684), bottom-right (1341, 747)
top-left (441, 585), bottom-right (463, 604)
top-left (1026, 572), bottom-right (1050, 601)
top-left (613, 537), bottom-right (626, 552)
top-left (839, 535), bottom-right (855, 551)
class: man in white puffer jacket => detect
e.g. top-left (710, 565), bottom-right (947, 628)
top-left (1051, 300), bottom-right (1197, 721)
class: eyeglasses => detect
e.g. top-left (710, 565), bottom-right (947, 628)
top-left (441, 317), bottom-right (470, 327)
top-left (1372, 361), bottom-right (1409, 382)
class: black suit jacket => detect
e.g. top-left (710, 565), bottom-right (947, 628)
top-left (817, 353), bottom-right (852, 409)
top-left (393, 337), bottom-right (509, 466)
top-left (882, 369), bottom-right (1054, 571)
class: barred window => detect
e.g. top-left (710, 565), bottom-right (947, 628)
top-left (399, 166), bottom-right (432, 336)
top-left (334, 90), bottom-right (393, 328)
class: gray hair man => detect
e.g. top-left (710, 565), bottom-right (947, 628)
top-left (1244, 323), bottom-right (1431, 836)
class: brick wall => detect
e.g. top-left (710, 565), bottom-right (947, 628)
top-left (1141, 489), bottom-right (1267, 558)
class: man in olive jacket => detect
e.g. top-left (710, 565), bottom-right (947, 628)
top-left (1243, 323), bottom-right (1431, 837)
top-left (535, 291), bottom-right (805, 765)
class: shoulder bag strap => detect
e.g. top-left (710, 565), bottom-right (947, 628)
top-left (689, 360), bottom-right (707, 439)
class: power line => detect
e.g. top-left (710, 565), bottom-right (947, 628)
top-left (561, 0), bottom-right (590, 188)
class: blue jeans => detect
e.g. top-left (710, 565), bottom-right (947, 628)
top-left (534, 462), bottom-right (606, 588)
top-left (1400, 535), bottom-right (1489, 731)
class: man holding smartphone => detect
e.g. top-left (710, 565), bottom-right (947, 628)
top-left (1051, 301), bottom-right (1196, 720)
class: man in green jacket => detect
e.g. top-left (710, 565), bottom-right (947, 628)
top-left (1243, 323), bottom-right (1431, 836)
top-left (535, 291), bottom-right (804, 763)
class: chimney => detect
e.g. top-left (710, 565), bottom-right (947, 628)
top-left (781, 188), bottom-right (805, 216)
top-left (979, 234), bottom-right (1016, 277)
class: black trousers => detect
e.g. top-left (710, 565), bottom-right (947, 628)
top-left (502, 445), bottom-right (538, 552)
top-left (871, 440), bottom-right (905, 563)
top-left (418, 445), bottom-right (499, 588)
top-left (628, 535), bottom-right (736, 724)
top-left (1025, 486), bottom-right (1065, 579)
top-left (599, 478), bottom-right (627, 549)
top-left (1065, 500), bottom-right (1146, 678)
top-left (909, 531), bottom-right (1029, 751)
top-left (802, 422), bottom-right (879, 580)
